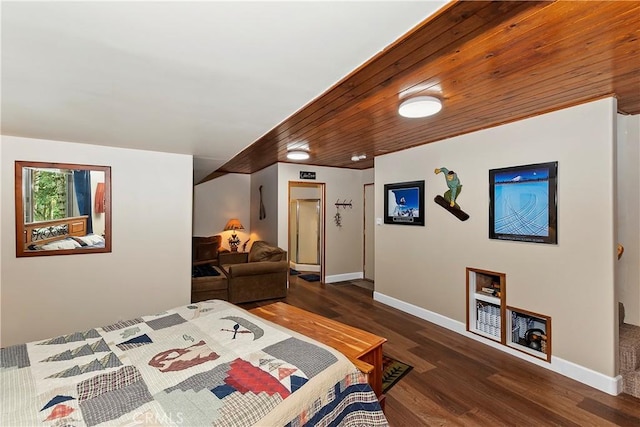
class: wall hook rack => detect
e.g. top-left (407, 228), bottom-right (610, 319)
top-left (335, 199), bottom-right (352, 209)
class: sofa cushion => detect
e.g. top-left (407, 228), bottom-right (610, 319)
top-left (248, 241), bottom-right (286, 262)
top-left (227, 260), bottom-right (288, 278)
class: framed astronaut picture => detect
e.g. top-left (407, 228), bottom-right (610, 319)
top-left (489, 161), bottom-right (558, 244)
top-left (383, 180), bottom-right (425, 226)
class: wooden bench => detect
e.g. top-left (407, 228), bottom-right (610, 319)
top-left (250, 302), bottom-right (387, 401)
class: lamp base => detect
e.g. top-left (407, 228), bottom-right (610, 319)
top-left (228, 233), bottom-right (240, 252)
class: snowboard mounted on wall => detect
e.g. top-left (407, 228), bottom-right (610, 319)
top-left (434, 195), bottom-right (469, 221)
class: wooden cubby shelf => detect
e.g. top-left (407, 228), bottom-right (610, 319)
top-left (466, 267), bottom-right (506, 344)
top-left (466, 267), bottom-right (552, 363)
top-left (506, 306), bottom-right (551, 362)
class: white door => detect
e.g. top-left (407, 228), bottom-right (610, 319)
top-left (364, 184), bottom-right (375, 281)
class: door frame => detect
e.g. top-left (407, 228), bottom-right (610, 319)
top-left (363, 183), bottom-right (375, 282)
top-left (291, 198), bottom-right (321, 267)
top-left (288, 181), bottom-right (326, 282)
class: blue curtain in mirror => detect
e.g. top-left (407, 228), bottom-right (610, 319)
top-left (73, 170), bottom-right (93, 234)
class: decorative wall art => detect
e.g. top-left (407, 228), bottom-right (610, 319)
top-left (333, 199), bottom-right (352, 228)
top-left (434, 167), bottom-right (469, 221)
top-left (333, 211), bottom-right (342, 228)
top-left (383, 180), bottom-right (425, 226)
top-left (489, 161), bottom-right (558, 244)
top-left (258, 185), bottom-right (266, 220)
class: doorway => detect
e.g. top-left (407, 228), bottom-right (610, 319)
top-left (288, 182), bottom-right (325, 280)
top-left (290, 199), bottom-right (320, 270)
top-left (364, 183), bottom-right (375, 282)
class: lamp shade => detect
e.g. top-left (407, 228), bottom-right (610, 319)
top-left (398, 96), bottom-right (442, 118)
top-left (223, 218), bottom-right (245, 231)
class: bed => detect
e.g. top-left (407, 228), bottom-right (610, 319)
top-left (0, 299), bottom-right (388, 426)
top-left (23, 216), bottom-right (105, 251)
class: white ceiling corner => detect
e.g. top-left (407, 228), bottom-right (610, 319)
top-left (1, 1), bottom-right (448, 180)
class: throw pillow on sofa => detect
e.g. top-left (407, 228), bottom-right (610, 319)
top-left (248, 241), bottom-right (286, 262)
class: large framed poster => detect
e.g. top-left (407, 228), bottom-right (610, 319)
top-left (489, 162), bottom-right (558, 244)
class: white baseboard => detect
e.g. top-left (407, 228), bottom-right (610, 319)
top-left (289, 262), bottom-right (321, 273)
top-left (374, 291), bottom-right (465, 333)
top-left (325, 272), bottom-right (363, 284)
top-left (373, 291), bottom-right (622, 396)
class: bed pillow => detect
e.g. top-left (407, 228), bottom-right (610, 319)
top-left (70, 237), bottom-right (88, 247)
top-left (73, 234), bottom-right (105, 246)
top-left (39, 238), bottom-right (83, 250)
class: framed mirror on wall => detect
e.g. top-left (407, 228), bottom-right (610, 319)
top-left (15, 161), bottom-right (112, 257)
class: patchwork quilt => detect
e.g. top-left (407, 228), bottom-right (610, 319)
top-left (1, 300), bottom-right (388, 426)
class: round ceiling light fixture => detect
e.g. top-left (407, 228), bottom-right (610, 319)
top-left (286, 149), bottom-right (310, 161)
top-left (398, 96), bottom-right (442, 118)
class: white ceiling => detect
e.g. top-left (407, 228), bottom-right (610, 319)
top-left (1, 1), bottom-right (448, 182)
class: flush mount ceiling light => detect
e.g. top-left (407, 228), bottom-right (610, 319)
top-left (287, 149), bottom-right (310, 160)
top-left (398, 96), bottom-right (442, 118)
top-left (351, 154), bottom-right (367, 162)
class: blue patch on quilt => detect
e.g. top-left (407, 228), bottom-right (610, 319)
top-left (41, 395), bottom-right (75, 411)
top-left (116, 334), bottom-right (153, 351)
top-left (211, 384), bottom-right (236, 399)
top-left (122, 334), bottom-right (152, 345)
top-left (289, 375), bottom-right (308, 393)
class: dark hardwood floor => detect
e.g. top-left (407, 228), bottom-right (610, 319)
top-left (240, 276), bottom-right (640, 426)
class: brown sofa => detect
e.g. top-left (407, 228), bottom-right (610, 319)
top-left (192, 266), bottom-right (228, 302)
top-left (219, 241), bottom-right (288, 304)
top-left (191, 235), bottom-right (230, 302)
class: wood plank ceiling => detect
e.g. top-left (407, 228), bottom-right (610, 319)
top-left (203, 0), bottom-right (640, 182)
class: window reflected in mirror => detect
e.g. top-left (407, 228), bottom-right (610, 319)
top-left (15, 161), bottom-right (111, 257)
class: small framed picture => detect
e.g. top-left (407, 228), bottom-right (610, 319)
top-left (383, 180), bottom-right (425, 226)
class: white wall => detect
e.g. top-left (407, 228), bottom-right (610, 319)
top-left (1, 136), bottom-right (193, 346)
top-left (362, 168), bottom-right (374, 185)
top-left (250, 164), bottom-right (279, 246)
top-left (193, 173), bottom-right (251, 251)
top-left (616, 114), bottom-right (640, 326)
top-left (277, 164), bottom-right (366, 280)
top-left (375, 99), bottom-right (617, 380)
